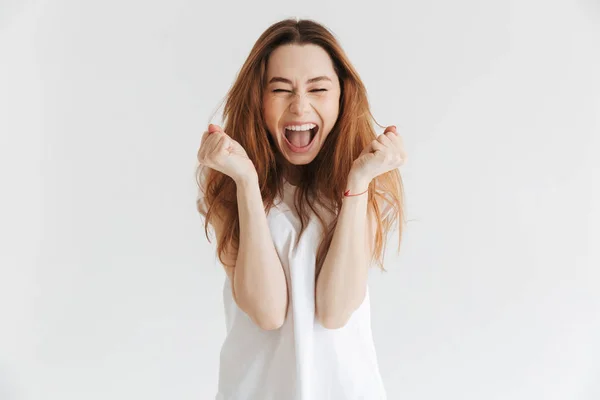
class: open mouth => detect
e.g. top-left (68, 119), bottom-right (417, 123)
top-left (283, 125), bottom-right (319, 150)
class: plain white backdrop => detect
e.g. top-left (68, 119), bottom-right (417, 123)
top-left (1, 0), bottom-right (599, 399)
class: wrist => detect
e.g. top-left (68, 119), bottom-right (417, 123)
top-left (348, 169), bottom-right (372, 188)
top-left (233, 170), bottom-right (258, 187)
top-left (345, 171), bottom-right (372, 197)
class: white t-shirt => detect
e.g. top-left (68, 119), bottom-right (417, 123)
top-left (212, 179), bottom-right (389, 400)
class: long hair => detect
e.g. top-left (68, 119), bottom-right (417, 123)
top-left (196, 18), bottom-right (406, 278)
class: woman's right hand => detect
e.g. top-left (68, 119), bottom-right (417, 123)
top-left (197, 124), bottom-right (257, 183)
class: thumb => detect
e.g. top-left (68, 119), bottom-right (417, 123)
top-left (208, 124), bottom-right (221, 134)
top-left (384, 125), bottom-right (397, 135)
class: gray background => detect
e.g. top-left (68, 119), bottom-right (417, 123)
top-left (1, 0), bottom-right (599, 399)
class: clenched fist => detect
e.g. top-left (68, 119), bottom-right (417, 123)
top-left (197, 124), bottom-right (257, 183)
top-left (350, 125), bottom-right (407, 182)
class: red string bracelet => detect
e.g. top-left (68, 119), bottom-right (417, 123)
top-left (343, 187), bottom-right (369, 197)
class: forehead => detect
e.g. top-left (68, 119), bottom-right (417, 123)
top-left (266, 44), bottom-right (336, 82)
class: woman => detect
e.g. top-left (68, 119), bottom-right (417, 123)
top-left (196, 18), bottom-right (407, 400)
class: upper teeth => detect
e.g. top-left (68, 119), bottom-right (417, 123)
top-left (284, 123), bottom-right (316, 131)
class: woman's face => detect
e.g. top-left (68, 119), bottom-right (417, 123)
top-left (263, 43), bottom-right (341, 165)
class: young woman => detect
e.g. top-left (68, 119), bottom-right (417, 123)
top-left (196, 18), bottom-right (407, 400)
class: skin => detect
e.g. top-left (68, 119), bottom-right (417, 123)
top-left (199, 125), bottom-right (288, 330)
top-left (198, 43), bottom-right (407, 330)
top-left (261, 43), bottom-right (407, 328)
top-left (317, 126), bottom-right (405, 329)
top-left (262, 43), bottom-right (341, 186)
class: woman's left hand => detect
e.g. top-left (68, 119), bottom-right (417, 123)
top-left (350, 125), bottom-right (407, 182)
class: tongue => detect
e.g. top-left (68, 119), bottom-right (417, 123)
top-left (287, 130), bottom-right (311, 147)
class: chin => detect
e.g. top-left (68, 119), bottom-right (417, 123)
top-left (286, 157), bottom-right (316, 166)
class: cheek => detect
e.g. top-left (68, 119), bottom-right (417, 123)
top-left (326, 101), bottom-right (340, 118)
top-left (263, 99), bottom-right (284, 124)
top-left (262, 101), bottom-right (278, 133)
top-left (320, 99), bottom-right (340, 128)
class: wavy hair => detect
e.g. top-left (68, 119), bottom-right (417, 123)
top-left (196, 18), bottom-right (406, 278)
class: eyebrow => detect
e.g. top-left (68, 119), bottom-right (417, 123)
top-left (268, 76), bottom-right (332, 85)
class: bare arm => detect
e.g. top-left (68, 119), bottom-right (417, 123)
top-left (315, 125), bottom-right (405, 329)
top-left (213, 172), bottom-right (288, 330)
top-left (315, 172), bottom-right (376, 329)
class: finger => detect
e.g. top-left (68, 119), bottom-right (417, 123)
top-left (384, 131), bottom-right (403, 149)
top-left (381, 125), bottom-right (394, 135)
top-left (199, 130), bottom-right (224, 161)
top-left (383, 128), bottom-right (404, 151)
top-left (201, 129), bottom-right (223, 152)
top-left (385, 129), bottom-right (402, 141)
top-left (200, 129), bottom-right (211, 144)
top-left (217, 134), bottom-right (233, 151)
top-left (371, 139), bottom-right (386, 153)
top-left (200, 124), bottom-right (222, 150)
top-left (384, 125), bottom-right (399, 135)
top-left (208, 132), bottom-right (228, 155)
top-left (208, 124), bottom-right (222, 134)
top-left (377, 132), bottom-right (394, 147)
top-left (198, 130), bottom-right (215, 159)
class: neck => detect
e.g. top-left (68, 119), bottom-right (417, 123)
top-left (283, 165), bottom-right (302, 186)
top-left (277, 154), bottom-right (303, 186)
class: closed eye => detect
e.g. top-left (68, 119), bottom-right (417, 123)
top-left (272, 89), bottom-right (328, 93)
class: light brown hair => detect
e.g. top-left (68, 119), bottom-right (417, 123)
top-left (196, 18), bottom-right (406, 278)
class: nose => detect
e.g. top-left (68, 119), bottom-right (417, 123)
top-left (289, 93), bottom-right (310, 115)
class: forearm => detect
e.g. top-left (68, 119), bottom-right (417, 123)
top-left (315, 172), bottom-right (372, 329)
top-left (234, 174), bottom-right (288, 329)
